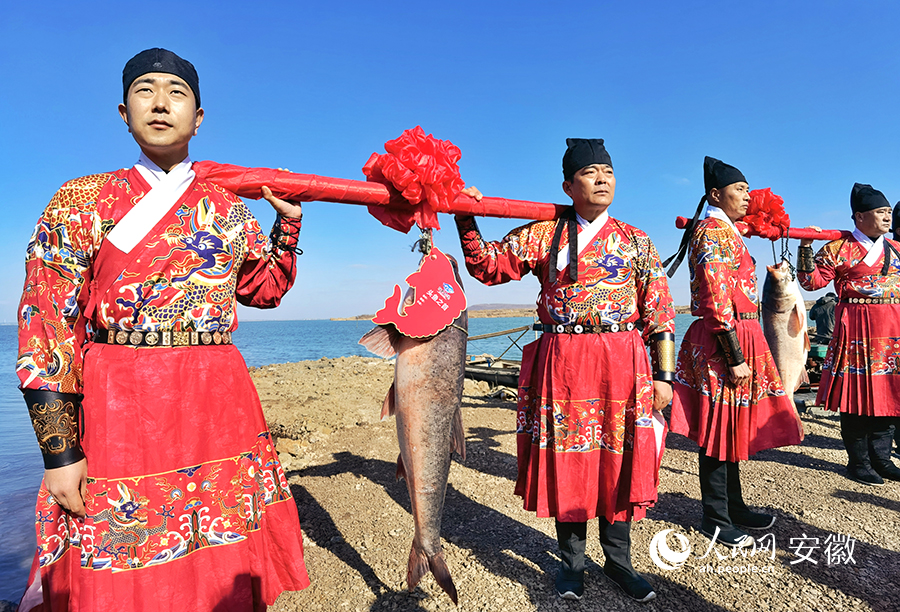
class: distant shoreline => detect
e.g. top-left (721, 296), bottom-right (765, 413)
top-left (332, 304), bottom-right (698, 321)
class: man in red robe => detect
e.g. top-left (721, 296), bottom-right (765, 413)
top-left (798, 183), bottom-right (900, 486)
top-left (668, 157), bottom-right (803, 548)
top-left (17, 48), bottom-right (310, 611)
top-left (455, 139), bottom-right (675, 603)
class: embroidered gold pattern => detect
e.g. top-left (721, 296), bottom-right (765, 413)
top-left (29, 397), bottom-right (79, 456)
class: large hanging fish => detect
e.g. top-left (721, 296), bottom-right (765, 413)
top-left (359, 248), bottom-right (468, 604)
top-left (762, 260), bottom-right (810, 406)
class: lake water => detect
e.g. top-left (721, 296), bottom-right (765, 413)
top-left (0, 314), bottom-right (695, 603)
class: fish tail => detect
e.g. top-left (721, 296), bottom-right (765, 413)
top-left (407, 547), bottom-right (458, 605)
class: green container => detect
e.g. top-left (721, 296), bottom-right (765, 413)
top-left (809, 345), bottom-right (828, 359)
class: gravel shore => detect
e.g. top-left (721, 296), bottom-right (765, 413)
top-left (253, 357), bottom-right (898, 612)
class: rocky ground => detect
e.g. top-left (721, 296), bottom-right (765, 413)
top-left (252, 357), bottom-right (899, 612)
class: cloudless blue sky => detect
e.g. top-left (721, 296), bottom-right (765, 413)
top-left (2, 1), bottom-right (900, 321)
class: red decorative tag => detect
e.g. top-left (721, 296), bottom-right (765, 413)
top-left (373, 247), bottom-right (467, 338)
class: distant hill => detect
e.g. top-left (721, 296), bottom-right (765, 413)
top-left (334, 303), bottom-right (700, 320)
top-left (468, 303), bottom-right (534, 311)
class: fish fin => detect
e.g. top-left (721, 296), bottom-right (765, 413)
top-left (406, 548), bottom-right (458, 605)
top-left (798, 366), bottom-right (810, 390)
top-left (803, 329), bottom-right (811, 351)
top-left (450, 408), bottom-right (466, 461)
top-left (788, 305), bottom-right (806, 336)
top-left (380, 382), bottom-right (396, 420)
top-left (358, 324), bottom-right (401, 358)
top-left (429, 552), bottom-right (458, 605)
top-left (406, 546), bottom-right (430, 591)
top-left (395, 454), bottom-right (406, 481)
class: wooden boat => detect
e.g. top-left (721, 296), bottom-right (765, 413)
top-left (464, 324), bottom-right (530, 387)
top-left (465, 355), bottom-right (521, 387)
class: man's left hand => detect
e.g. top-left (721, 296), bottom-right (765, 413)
top-left (652, 380), bottom-right (673, 411)
top-left (262, 185), bottom-right (303, 219)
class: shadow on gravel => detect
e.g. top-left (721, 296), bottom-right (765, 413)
top-left (459, 426), bottom-right (517, 482)
top-left (794, 431), bottom-right (846, 451)
top-left (832, 488), bottom-right (900, 513)
top-left (288, 475), bottom-right (392, 600)
top-left (770, 513), bottom-right (900, 612)
top-left (752, 446), bottom-right (845, 474)
top-left (292, 451), bottom-right (743, 611)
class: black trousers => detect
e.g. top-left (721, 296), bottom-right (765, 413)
top-left (555, 518), bottom-right (633, 582)
top-left (840, 413), bottom-right (898, 471)
top-left (698, 454), bottom-right (752, 528)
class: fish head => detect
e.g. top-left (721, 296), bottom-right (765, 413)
top-left (763, 259), bottom-right (801, 307)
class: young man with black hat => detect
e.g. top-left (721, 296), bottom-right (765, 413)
top-left (455, 139), bottom-right (676, 603)
top-left (667, 157), bottom-right (803, 548)
top-left (797, 184), bottom-right (900, 486)
top-left (16, 48), bottom-right (310, 611)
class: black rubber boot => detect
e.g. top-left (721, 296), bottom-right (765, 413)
top-left (599, 519), bottom-right (655, 603)
top-left (555, 520), bottom-right (586, 600)
top-left (726, 461), bottom-right (775, 529)
top-left (868, 417), bottom-right (900, 481)
top-left (699, 453), bottom-right (752, 547)
top-left (841, 413), bottom-right (884, 486)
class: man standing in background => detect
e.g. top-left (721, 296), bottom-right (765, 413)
top-left (798, 184), bottom-right (900, 486)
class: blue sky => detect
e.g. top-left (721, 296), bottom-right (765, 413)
top-left (2, 1), bottom-right (900, 321)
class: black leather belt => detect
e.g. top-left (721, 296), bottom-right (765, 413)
top-left (739, 312), bottom-right (759, 320)
top-left (533, 322), bottom-right (641, 334)
top-left (841, 297), bottom-right (900, 304)
top-left (94, 329), bottom-right (233, 347)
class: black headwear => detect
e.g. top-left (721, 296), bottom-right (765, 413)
top-left (850, 183), bottom-right (889, 214)
top-left (703, 156), bottom-right (747, 194)
top-left (122, 48), bottom-right (201, 108)
top-left (893, 202), bottom-right (900, 241)
top-left (562, 138), bottom-right (612, 181)
top-left (663, 156), bottom-right (747, 277)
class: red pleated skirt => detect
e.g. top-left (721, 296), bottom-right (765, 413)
top-left (817, 303), bottom-right (900, 416)
top-left (514, 330), bottom-right (665, 524)
top-left (20, 343), bottom-right (309, 612)
top-left (670, 318), bottom-right (803, 462)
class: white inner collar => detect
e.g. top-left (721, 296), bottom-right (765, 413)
top-left (555, 211), bottom-right (609, 271)
top-left (851, 227), bottom-right (885, 267)
top-left (135, 152), bottom-right (193, 186)
top-left (105, 153), bottom-right (196, 254)
top-left (704, 205), bottom-right (742, 236)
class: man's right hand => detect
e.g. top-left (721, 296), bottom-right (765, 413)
top-left (728, 362), bottom-right (752, 387)
top-left (461, 186), bottom-right (483, 201)
top-left (800, 226), bottom-right (822, 247)
top-left (44, 458), bottom-right (88, 518)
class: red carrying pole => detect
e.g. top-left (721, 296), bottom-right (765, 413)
top-left (193, 161), bottom-right (567, 221)
top-left (674, 216), bottom-right (849, 241)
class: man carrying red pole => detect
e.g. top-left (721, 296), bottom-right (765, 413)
top-left (16, 48), bottom-right (310, 611)
top-left (454, 139), bottom-right (675, 603)
top-left (797, 183), bottom-right (900, 486)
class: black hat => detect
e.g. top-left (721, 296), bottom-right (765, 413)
top-left (123, 48), bottom-right (200, 108)
top-left (850, 183), bottom-right (889, 214)
top-left (562, 138), bottom-right (612, 181)
top-left (703, 156), bottom-right (746, 194)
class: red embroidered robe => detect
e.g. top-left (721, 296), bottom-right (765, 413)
top-left (457, 214), bottom-right (675, 523)
top-left (670, 216), bottom-right (803, 462)
top-left (798, 235), bottom-right (900, 416)
top-left (17, 166), bottom-right (309, 612)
